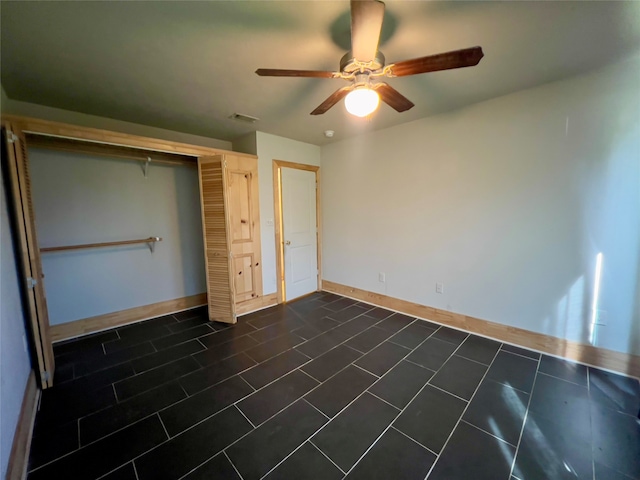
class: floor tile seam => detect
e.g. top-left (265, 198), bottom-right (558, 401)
top-left (233, 378), bottom-right (323, 430)
top-left (113, 360), bottom-right (202, 399)
top-left (28, 407), bottom-right (167, 474)
top-left (308, 440), bottom-right (348, 475)
top-left (324, 329), bottom-right (466, 477)
top-left (390, 426), bottom-right (440, 457)
top-left (92, 462), bottom-right (132, 480)
top-left (73, 374), bottom-right (227, 448)
top-left (237, 374), bottom-right (258, 392)
top-left (498, 349), bottom-right (539, 363)
top-left (179, 355), bottom-right (259, 396)
top-left (459, 419), bottom-right (517, 448)
top-left (424, 382), bottom-right (470, 404)
top-left (536, 370), bottom-right (589, 388)
top-left (499, 347), bottom-right (539, 362)
top-left (455, 352), bottom-right (497, 367)
top-left (224, 450), bottom-right (246, 480)
top-left (483, 377), bottom-right (533, 396)
top-left (227, 358), bottom-right (322, 410)
top-left (234, 404), bottom-right (257, 429)
top-left (151, 325), bottom-right (217, 350)
top-left (366, 391), bottom-right (402, 411)
top-left (352, 363), bottom-right (380, 378)
top-left (255, 440), bottom-right (317, 480)
top-left (27, 432), bottom-right (84, 473)
top-left (508, 353), bottom-right (542, 478)
top-left (302, 398), bottom-right (332, 420)
top-left (403, 358), bottom-right (437, 372)
top-left (157, 413), bottom-right (171, 441)
top-left (131, 346), bottom-right (207, 376)
top-left (423, 345), bottom-right (503, 479)
top-left (132, 460), bottom-right (141, 480)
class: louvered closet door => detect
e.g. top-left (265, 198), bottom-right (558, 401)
top-left (198, 156), bottom-right (236, 323)
top-left (225, 155), bottom-right (262, 304)
top-left (2, 122), bottom-right (55, 388)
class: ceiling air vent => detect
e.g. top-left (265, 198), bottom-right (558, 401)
top-left (229, 113), bottom-right (259, 123)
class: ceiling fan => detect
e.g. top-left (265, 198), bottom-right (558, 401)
top-left (256, 0), bottom-right (484, 117)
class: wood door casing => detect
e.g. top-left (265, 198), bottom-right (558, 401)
top-left (2, 122), bottom-right (55, 388)
top-left (198, 156), bottom-right (236, 323)
top-left (225, 155), bottom-right (262, 305)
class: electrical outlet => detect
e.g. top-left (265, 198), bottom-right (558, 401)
top-left (266, 219), bottom-right (274, 227)
top-left (436, 282), bottom-right (444, 294)
top-left (379, 272), bottom-right (386, 283)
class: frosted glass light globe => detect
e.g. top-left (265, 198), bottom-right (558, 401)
top-left (345, 88), bottom-right (380, 117)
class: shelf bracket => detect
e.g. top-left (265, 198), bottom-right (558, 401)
top-left (148, 236), bottom-right (160, 253)
top-left (143, 157), bottom-right (151, 178)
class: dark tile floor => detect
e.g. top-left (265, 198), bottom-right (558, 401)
top-left (28, 292), bottom-right (640, 480)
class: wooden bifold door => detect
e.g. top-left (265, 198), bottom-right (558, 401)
top-left (198, 154), bottom-right (262, 323)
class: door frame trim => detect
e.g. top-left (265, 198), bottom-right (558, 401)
top-left (272, 160), bottom-right (321, 304)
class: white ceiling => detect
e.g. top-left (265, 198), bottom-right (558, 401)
top-left (2, 1), bottom-right (640, 146)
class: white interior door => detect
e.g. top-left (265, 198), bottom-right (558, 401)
top-left (282, 167), bottom-right (318, 301)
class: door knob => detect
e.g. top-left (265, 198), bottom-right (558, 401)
top-left (285, 240), bottom-right (291, 245)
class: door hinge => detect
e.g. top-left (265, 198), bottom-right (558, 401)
top-left (6, 130), bottom-right (18, 143)
top-left (43, 370), bottom-right (51, 382)
top-left (27, 277), bottom-right (38, 289)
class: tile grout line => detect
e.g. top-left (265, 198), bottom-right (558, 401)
top-left (157, 412), bottom-right (171, 440)
top-left (221, 322), bottom-right (442, 477)
top-left (308, 440), bottom-right (347, 475)
top-left (132, 460), bottom-right (141, 480)
top-left (302, 398), bottom-right (331, 420)
top-left (390, 426), bottom-right (439, 457)
top-left (460, 419), bottom-right (517, 448)
top-left (421, 344), bottom-right (504, 480)
top-left (237, 374), bottom-right (258, 392)
top-left (224, 450), bottom-right (246, 480)
top-left (366, 391), bottom-right (401, 412)
top-left (424, 383), bottom-right (470, 404)
top-left (234, 404), bottom-right (257, 429)
top-left (499, 347), bottom-right (540, 362)
top-left (507, 353), bottom-right (542, 479)
top-left (34, 300), bottom-right (378, 475)
top-left (351, 363), bottom-right (380, 378)
top-left (339, 329), bottom-right (469, 478)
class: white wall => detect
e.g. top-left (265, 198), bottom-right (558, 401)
top-left (1, 165), bottom-right (32, 478)
top-left (2, 96), bottom-right (232, 151)
top-left (242, 132), bottom-right (321, 295)
top-left (29, 148), bottom-right (206, 324)
top-left (321, 56), bottom-right (640, 356)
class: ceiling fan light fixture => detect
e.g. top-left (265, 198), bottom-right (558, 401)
top-left (344, 87), bottom-right (380, 117)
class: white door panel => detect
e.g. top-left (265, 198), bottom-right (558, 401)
top-left (282, 167), bottom-right (317, 300)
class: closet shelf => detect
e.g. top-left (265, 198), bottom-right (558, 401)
top-left (40, 236), bottom-right (162, 253)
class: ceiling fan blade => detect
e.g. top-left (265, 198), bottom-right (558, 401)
top-left (255, 69), bottom-right (336, 78)
top-left (390, 46), bottom-right (484, 77)
top-left (350, 0), bottom-right (385, 63)
top-left (311, 86), bottom-right (354, 115)
top-left (374, 83), bottom-right (414, 112)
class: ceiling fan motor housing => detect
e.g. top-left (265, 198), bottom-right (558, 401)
top-left (340, 50), bottom-right (385, 74)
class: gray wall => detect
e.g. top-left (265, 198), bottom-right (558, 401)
top-left (321, 56), bottom-right (640, 356)
top-left (1, 164), bottom-right (32, 478)
top-left (29, 148), bottom-right (206, 325)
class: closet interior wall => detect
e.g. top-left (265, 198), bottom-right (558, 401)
top-left (27, 136), bottom-right (208, 332)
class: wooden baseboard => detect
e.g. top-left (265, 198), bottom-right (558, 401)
top-left (236, 293), bottom-right (278, 316)
top-left (50, 293), bottom-right (207, 343)
top-left (323, 280), bottom-right (640, 378)
top-left (6, 371), bottom-right (39, 480)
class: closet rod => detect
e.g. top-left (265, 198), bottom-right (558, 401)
top-left (41, 237), bottom-right (162, 253)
